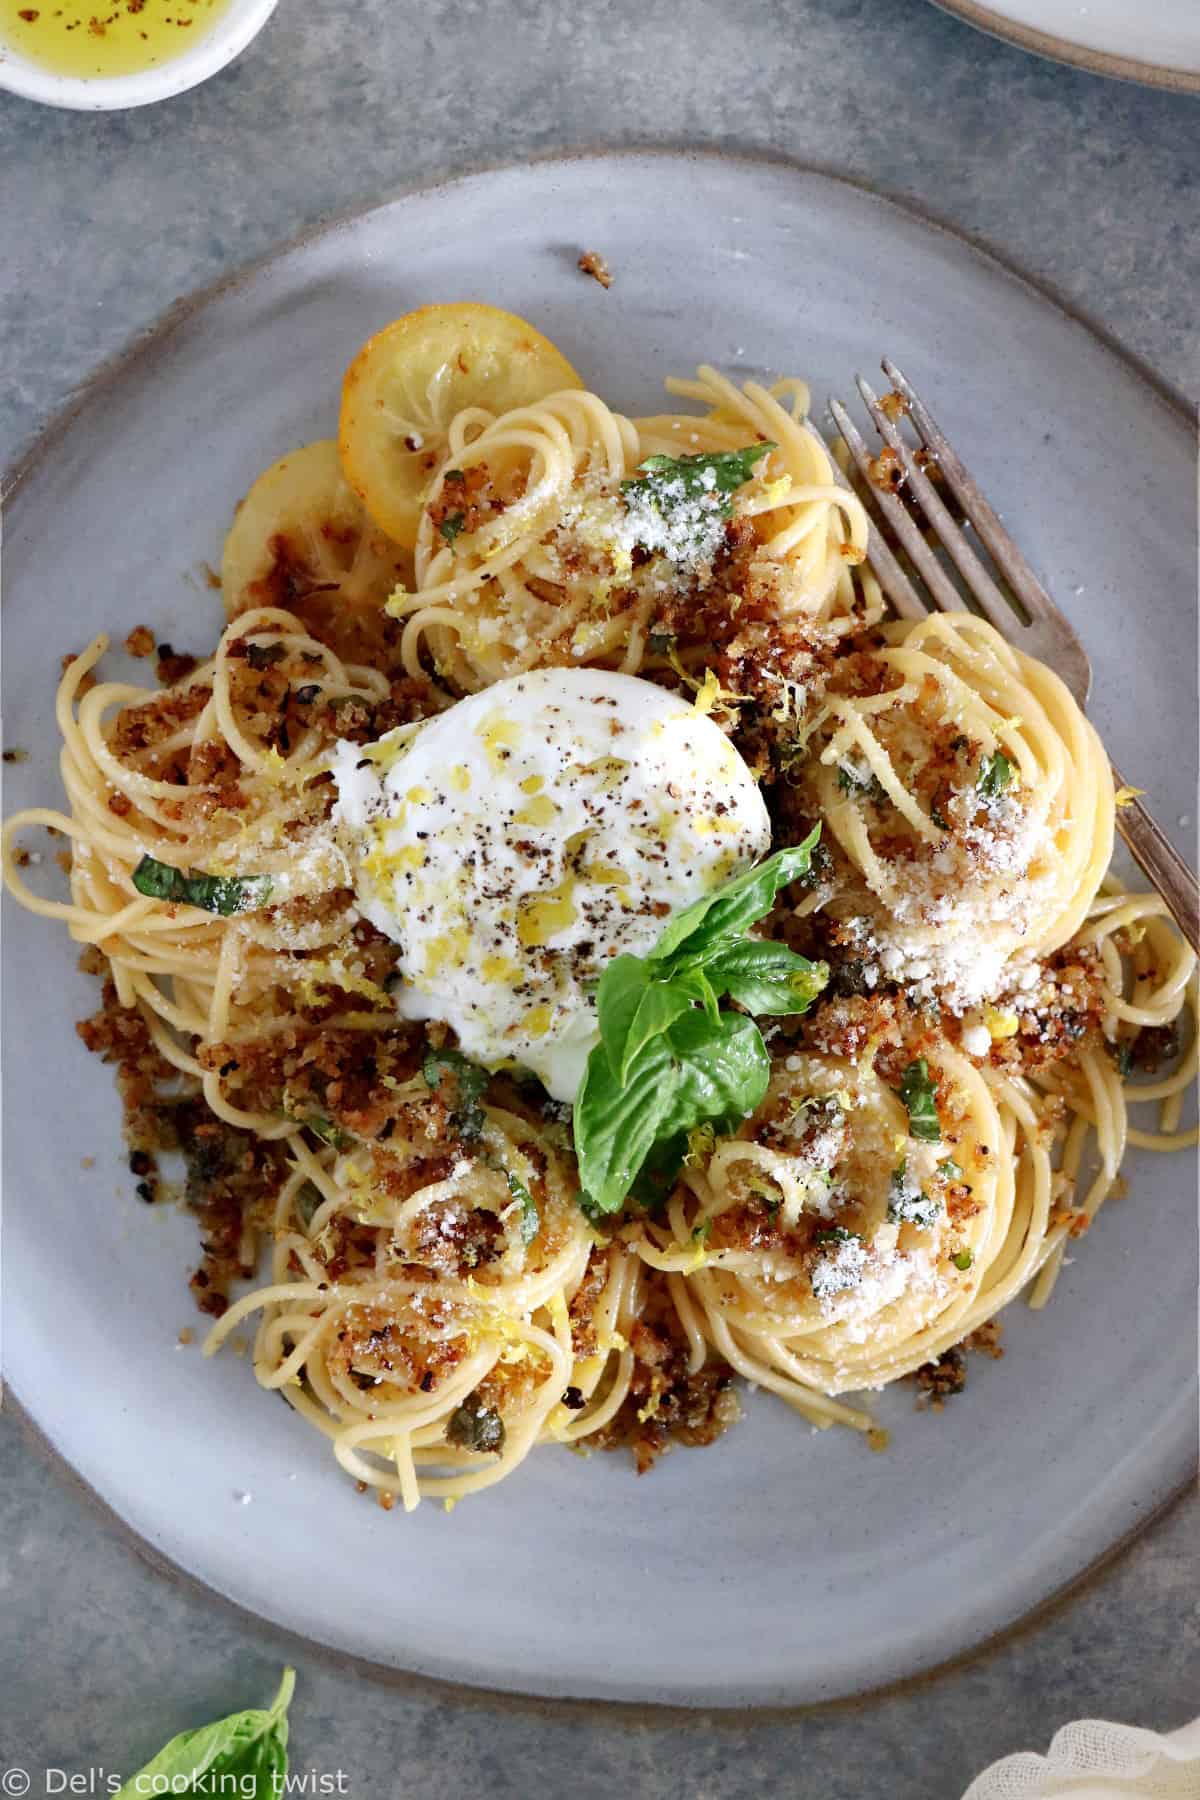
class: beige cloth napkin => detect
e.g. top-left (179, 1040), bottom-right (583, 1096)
top-left (962, 1719), bottom-right (1200, 1799)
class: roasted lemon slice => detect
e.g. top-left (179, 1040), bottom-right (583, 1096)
top-left (221, 439), bottom-right (410, 619)
top-left (338, 303), bottom-right (582, 548)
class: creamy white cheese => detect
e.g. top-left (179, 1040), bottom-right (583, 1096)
top-left (331, 668), bottom-right (771, 1102)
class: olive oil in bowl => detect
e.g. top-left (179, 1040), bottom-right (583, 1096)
top-left (0, 0), bottom-right (233, 79)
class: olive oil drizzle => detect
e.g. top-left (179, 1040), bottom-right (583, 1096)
top-left (0, 0), bottom-right (232, 79)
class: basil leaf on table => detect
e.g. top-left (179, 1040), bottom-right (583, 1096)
top-left (115, 1667), bottom-right (294, 1800)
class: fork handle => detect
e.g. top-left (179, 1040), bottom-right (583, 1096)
top-left (1110, 765), bottom-right (1200, 955)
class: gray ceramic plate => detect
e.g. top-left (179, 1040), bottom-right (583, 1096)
top-left (3, 154), bottom-right (1196, 1707)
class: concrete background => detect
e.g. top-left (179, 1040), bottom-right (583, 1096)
top-left (1, 0), bottom-right (1196, 1792)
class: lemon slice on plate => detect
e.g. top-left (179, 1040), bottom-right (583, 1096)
top-left (221, 439), bottom-right (411, 619)
top-left (338, 303), bottom-right (582, 548)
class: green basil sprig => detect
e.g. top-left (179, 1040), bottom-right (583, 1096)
top-left (114, 1668), bottom-right (294, 1800)
top-left (133, 853), bottom-right (272, 917)
top-left (573, 831), bottom-right (828, 1215)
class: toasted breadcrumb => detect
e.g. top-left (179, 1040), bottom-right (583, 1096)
top-left (915, 1321), bottom-right (1005, 1409)
top-left (577, 249), bottom-right (612, 289)
top-left (124, 625), bottom-right (156, 658)
top-left (962, 1320), bottom-right (1004, 1359)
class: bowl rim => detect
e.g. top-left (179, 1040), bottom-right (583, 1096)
top-left (0, 0), bottom-right (277, 110)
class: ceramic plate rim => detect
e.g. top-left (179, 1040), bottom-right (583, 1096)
top-left (2, 147), bottom-right (1191, 496)
top-left (3, 1391), bottom-right (1193, 1716)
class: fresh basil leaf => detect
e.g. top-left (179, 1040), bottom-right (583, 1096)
top-left (977, 751), bottom-right (1013, 798)
top-left (576, 1188), bottom-right (609, 1226)
top-left (574, 1032), bottom-right (677, 1215)
top-left (596, 953), bottom-right (653, 1080)
top-left (623, 444), bottom-right (775, 513)
top-left (114, 1668), bottom-right (294, 1800)
top-left (699, 937), bottom-right (829, 1016)
top-left (630, 1127), bottom-right (693, 1206)
top-left (423, 1048), bottom-right (489, 1138)
top-left (574, 1009), bottom-right (769, 1215)
top-left (439, 511), bottom-right (466, 547)
top-left (133, 854), bottom-right (272, 917)
top-left (651, 828), bottom-right (821, 965)
top-left (573, 836), bottom-right (826, 1216)
top-left (667, 963), bottom-right (721, 1021)
top-left (506, 1171), bottom-right (539, 1246)
top-left (614, 980), bottom-right (697, 1084)
top-left (657, 1007), bottom-right (770, 1140)
top-left (898, 1058), bottom-right (942, 1142)
top-left (938, 1157), bottom-right (963, 1183)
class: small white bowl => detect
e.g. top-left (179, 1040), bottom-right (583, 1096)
top-left (0, 0), bottom-right (276, 110)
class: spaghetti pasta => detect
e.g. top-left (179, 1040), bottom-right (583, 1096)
top-left (4, 311), bottom-right (1194, 1510)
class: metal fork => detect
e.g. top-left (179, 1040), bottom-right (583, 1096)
top-left (828, 360), bottom-right (1199, 953)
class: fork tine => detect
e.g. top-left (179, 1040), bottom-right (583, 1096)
top-left (856, 375), bottom-right (1018, 634)
top-left (829, 397), bottom-right (964, 616)
top-left (813, 419), bottom-right (927, 622)
top-left (882, 358), bottom-right (1056, 624)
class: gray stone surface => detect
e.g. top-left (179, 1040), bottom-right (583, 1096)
top-left (1, 0), bottom-right (1197, 1793)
